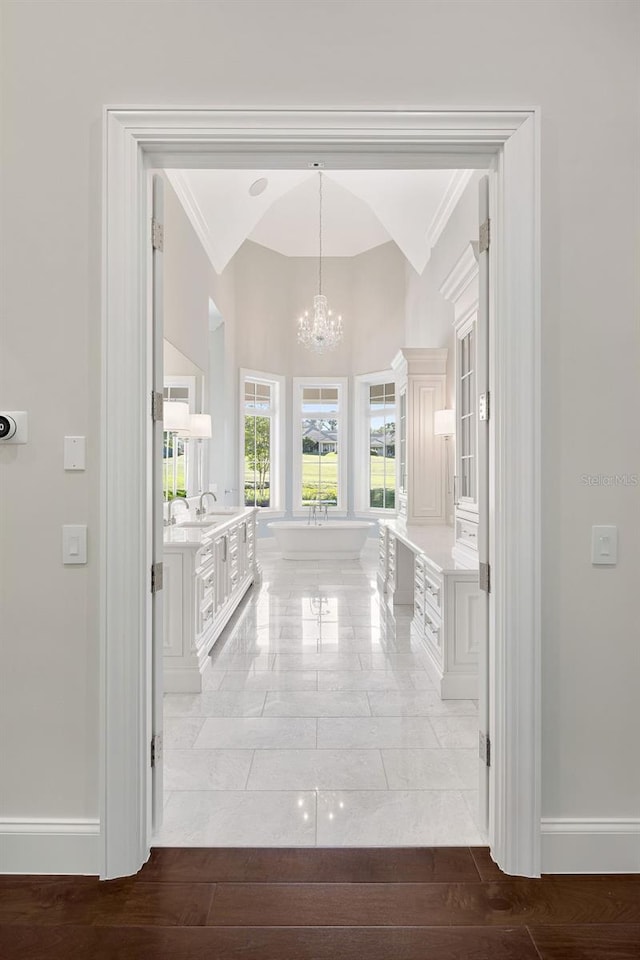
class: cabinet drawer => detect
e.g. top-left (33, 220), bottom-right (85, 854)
top-left (456, 517), bottom-right (479, 549)
top-left (424, 608), bottom-right (441, 650)
top-left (197, 544), bottom-right (214, 567)
top-left (423, 569), bottom-right (442, 615)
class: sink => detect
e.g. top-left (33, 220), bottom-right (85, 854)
top-left (174, 519), bottom-right (220, 529)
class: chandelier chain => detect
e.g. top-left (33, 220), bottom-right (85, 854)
top-left (318, 171), bottom-right (323, 296)
top-left (296, 169), bottom-right (343, 354)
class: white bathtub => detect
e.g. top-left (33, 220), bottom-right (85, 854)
top-left (267, 520), bottom-right (375, 560)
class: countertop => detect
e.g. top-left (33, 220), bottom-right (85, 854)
top-left (379, 520), bottom-right (478, 575)
top-left (163, 507), bottom-right (256, 551)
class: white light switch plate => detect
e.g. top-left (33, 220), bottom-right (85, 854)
top-left (591, 525), bottom-right (617, 565)
top-left (64, 436), bottom-right (86, 470)
top-left (63, 524), bottom-right (87, 564)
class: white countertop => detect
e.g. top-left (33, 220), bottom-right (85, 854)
top-left (163, 507), bottom-right (256, 551)
top-left (380, 520), bottom-right (478, 574)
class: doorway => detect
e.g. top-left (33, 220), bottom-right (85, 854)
top-left (100, 108), bottom-right (540, 879)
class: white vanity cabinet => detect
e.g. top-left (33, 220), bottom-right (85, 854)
top-left (163, 508), bottom-right (258, 692)
top-left (391, 348), bottom-right (448, 526)
top-left (378, 520), bottom-right (480, 699)
top-left (440, 244), bottom-right (480, 567)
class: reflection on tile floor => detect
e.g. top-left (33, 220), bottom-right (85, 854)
top-left (154, 540), bottom-right (485, 847)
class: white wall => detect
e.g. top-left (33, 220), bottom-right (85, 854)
top-left (1, 0), bottom-right (638, 853)
top-left (405, 172), bottom-right (484, 524)
top-left (233, 239), bottom-right (406, 378)
top-left (164, 180), bottom-right (211, 369)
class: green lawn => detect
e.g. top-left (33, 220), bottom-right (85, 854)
top-left (164, 454), bottom-right (186, 498)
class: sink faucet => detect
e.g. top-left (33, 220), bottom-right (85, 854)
top-left (168, 497), bottom-right (189, 525)
top-left (196, 490), bottom-right (217, 517)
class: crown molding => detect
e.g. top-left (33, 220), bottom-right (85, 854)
top-left (426, 169), bottom-right (475, 253)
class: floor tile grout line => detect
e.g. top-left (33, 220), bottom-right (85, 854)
top-left (243, 750), bottom-right (257, 790)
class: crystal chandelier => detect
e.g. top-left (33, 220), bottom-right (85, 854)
top-left (297, 172), bottom-right (343, 353)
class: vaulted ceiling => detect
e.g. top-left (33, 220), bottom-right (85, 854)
top-left (166, 168), bottom-right (473, 276)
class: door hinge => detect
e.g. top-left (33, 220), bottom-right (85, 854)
top-left (151, 733), bottom-right (162, 768)
top-left (479, 217), bottom-right (490, 254)
top-left (151, 217), bottom-right (164, 252)
top-left (151, 390), bottom-right (163, 422)
top-left (151, 561), bottom-right (164, 594)
top-left (479, 391), bottom-right (490, 422)
top-left (479, 561), bottom-right (491, 594)
top-left (479, 730), bottom-right (491, 767)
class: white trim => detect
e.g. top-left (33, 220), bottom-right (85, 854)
top-left (426, 169), bottom-right (475, 252)
top-left (239, 368), bottom-right (286, 513)
top-left (0, 819), bottom-right (101, 875)
top-left (165, 169), bottom-right (220, 271)
top-left (541, 819), bottom-right (640, 874)
top-left (440, 241), bottom-right (479, 305)
top-left (101, 107), bottom-right (541, 880)
top-left (292, 376), bottom-right (348, 514)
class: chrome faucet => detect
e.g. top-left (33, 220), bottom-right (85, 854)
top-left (196, 490), bottom-right (217, 517)
top-left (168, 497), bottom-right (189, 525)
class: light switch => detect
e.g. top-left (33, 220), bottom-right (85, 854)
top-left (64, 436), bottom-right (86, 470)
top-left (63, 524), bottom-right (87, 564)
top-left (591, 525), bottom-right (617, 565)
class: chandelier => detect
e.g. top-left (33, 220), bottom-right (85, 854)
top-left (297, 172), bottom-right (343, 354)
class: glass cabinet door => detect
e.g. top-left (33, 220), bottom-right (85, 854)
top-left (398, 386), bottom-right (407, 494)
top-left (457, 321), bottom-right (477, 506)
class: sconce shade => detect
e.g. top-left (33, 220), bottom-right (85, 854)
top-left (188, 414), bottom-right (212, 439)
top-left (434, 408), bottom-right (455, 437)
top-left (163, 401), bottom-right (190, 432)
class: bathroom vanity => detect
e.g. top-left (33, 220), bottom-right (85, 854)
top-left (378, 520), bottom-right (480, 699)
top-left (163, 507), bottom-right (258, 692)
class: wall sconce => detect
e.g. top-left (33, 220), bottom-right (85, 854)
top-left (434, 408), bottom-right (455, 497)
top-left (434, 408), bottom-right (455, 438)
top-left (163, 400), bottom-right (190, 432)
top-left (179, 413), bottom-right (212, 494)
top-left (187, 414), bottom-right (212, 439)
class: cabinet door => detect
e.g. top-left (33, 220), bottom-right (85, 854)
top-left (215, 536), bottom-right (229, 609)
top-left (162, 552), bottom-right (184, 658)
top-left (455, 316), bottom-right (478, 514)
top-left (409, 379), bottom-right (444, 522)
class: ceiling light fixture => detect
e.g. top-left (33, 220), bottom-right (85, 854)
top-left (297, 172), bottom-right (343, 354)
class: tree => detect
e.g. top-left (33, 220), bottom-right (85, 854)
top-left (245, 415), bottom-right (270, 505)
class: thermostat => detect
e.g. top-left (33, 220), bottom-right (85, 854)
top-left (0, 412), bottom-right (28, 444)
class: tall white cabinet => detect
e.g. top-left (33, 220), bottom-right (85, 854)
top-left (440, 244), bottom-right (480, 567)
top-left (391, 348), bottom-right (448, 527)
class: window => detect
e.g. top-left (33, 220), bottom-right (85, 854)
top-left (241, 370), bottom-right (284, 510)
top-left (368, 381), bottom-right (396, 509)
top-left (293, 378), bottom-right (347, 513)
top-left (163, 379), bottom-right (195, 499)
top-left (355, 372), bottom-right (396, 513)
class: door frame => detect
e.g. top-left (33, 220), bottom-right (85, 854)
top-left (100, 107), bottom-right (541, 879)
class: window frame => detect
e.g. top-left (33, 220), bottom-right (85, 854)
top-left (239, 368), bottom-right (285, 514)
top-left (354, 369), bottom-right (398, 516)
top-left (292, 376), bottom-right (348, 516)
top-left (163, 375), bottom-right (197, 499)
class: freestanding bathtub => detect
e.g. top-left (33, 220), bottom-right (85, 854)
top-left (267, 520), bottom-right (375, 560)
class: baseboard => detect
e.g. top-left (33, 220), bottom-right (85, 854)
top-left (541, 818), bottom-right (640, 874)
top-left (0, 818), bottom-right (101, 875)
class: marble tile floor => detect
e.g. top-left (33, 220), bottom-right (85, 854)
top-left (154, 540), bottom-right (485, 848)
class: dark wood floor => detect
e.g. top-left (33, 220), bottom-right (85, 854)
top-left (1, 847), bottom-right (639, 959)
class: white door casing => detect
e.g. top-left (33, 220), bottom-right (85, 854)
top-left (149, 174), bottom-right (164, 837)
top-left (100, 108), bottom-right (541, 879)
